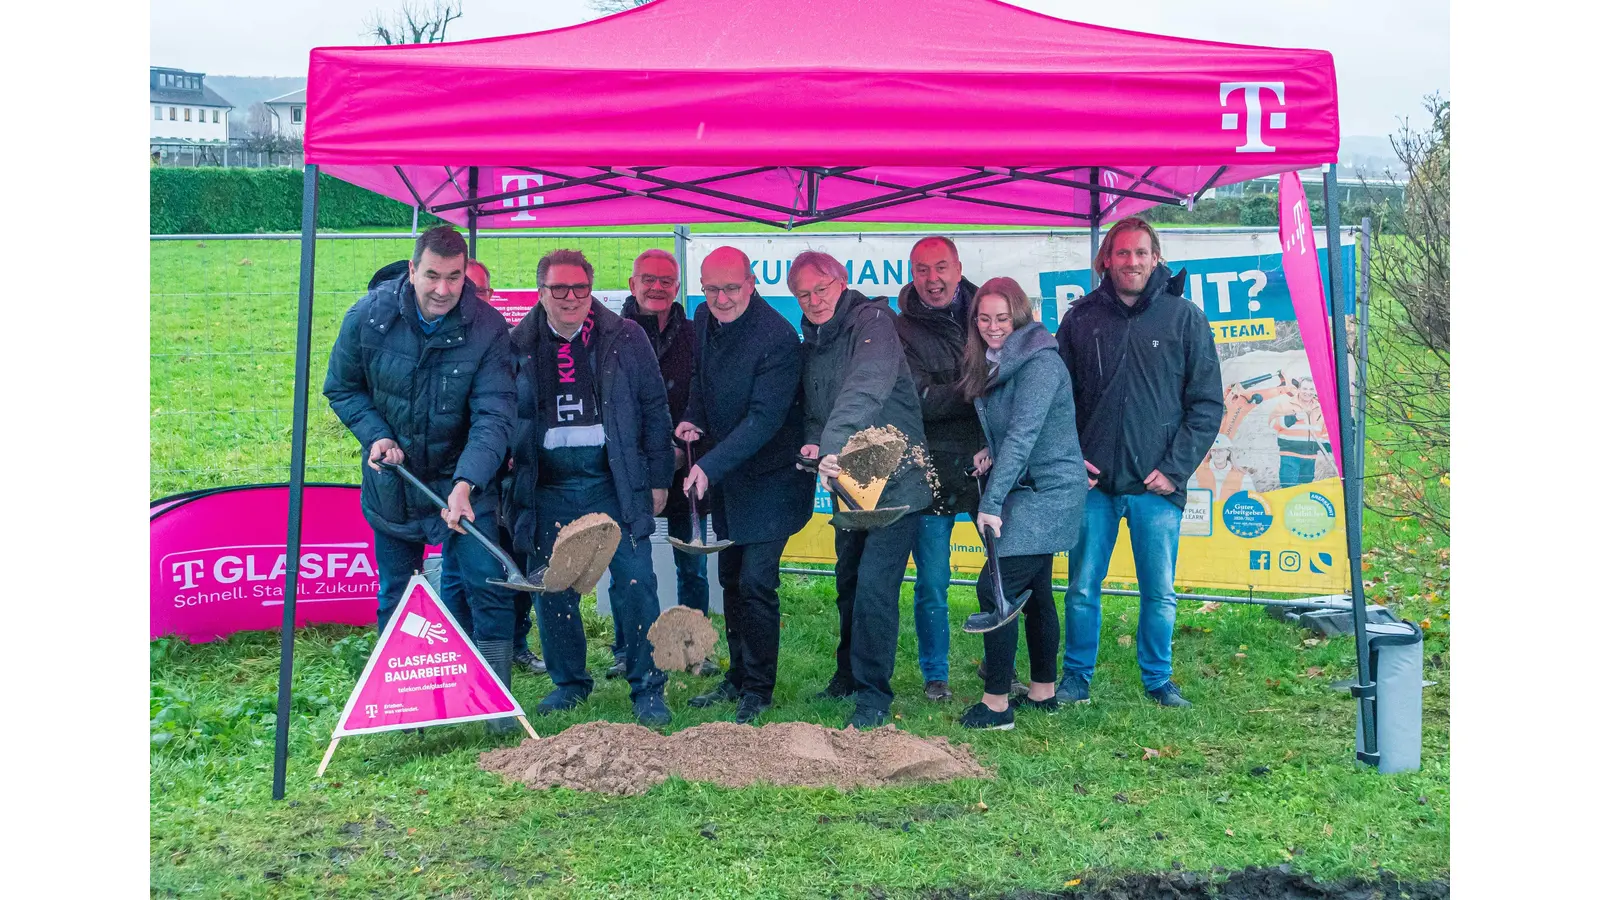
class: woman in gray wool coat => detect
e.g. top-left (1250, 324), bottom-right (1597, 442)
top-left (957, 277), bottom-right (1089, 730)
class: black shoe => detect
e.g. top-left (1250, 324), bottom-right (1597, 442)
top-left (605, 651), bottom-right (626, 679)
top-left (924, 680), bottom-right (954, 703)
top-left (535, 686), bottom-right (590, 716)
top-left (1146, 681), bottom-right (1193, 708)
top-left (846, 704), bottom-right (890, 731)
top-left (1014, 695), bottom-right (1061, 714)
top-left (1055, 674), bottom-right (1092, 705)
top-left (734, 694), bottom-right (770, 725)
top-left (513, 649), bottom-right (547, 675)
top-left (814, 673), bottom-right (855, 700)
top-left (689, 679), bottom-right (739, 709)
top-left (692, 657), bottom-right (723, 678)
top-left (960, 701), bottom-right (1015, 730)
top-left (633, 692), bottom-right (672, 728)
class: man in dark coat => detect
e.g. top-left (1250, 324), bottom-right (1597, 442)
top-left (1054, 217), bottom-right (1224, 708)
top-left (675, 246), bottom-right (814, 725)
top-left (504, 249), bottom-right (677, 728)
top-left (323, 226), bottom-right (519, 730)
top-left (794, 250), bottom-right (934, 730)
top-left (616, 249), bottom-right (716, 679)
top-left (893, 236), bottom-right (983, 703)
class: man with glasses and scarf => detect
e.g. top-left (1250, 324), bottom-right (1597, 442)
top-left (504, 249), bottom-right (677, 728)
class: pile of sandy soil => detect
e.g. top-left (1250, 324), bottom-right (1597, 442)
top-left (480, 720), bottom-right (991, 796)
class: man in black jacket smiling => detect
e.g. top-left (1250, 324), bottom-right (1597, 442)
top-left (1054, 217), bottom-right (1224, 709)
top-left (795, 250), bottom-right (933, 730)
top-left (505, 249), bottom-right (677, 728)
top-left (676, 246), bottom-right (813, 724)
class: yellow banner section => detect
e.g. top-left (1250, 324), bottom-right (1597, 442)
top-left (1211, 318), bottom-right (1276, 343)
top-left (781, 478), bottom-right (1349, 594)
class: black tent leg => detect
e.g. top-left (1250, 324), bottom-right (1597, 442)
top-left (467, 166), bottom-right (479, 259)
top-left (1323, 165), bottom-right (1378, 766)
top-left (1087, 167), bottom-right (1102, 292)
top-left (273, 163), bottom-right (320, 800)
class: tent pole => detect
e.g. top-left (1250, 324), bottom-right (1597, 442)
top-left (1087, 167), bottom-right (1102, 290)
top-left (1324, 166), bottom-right (1377, 765)
top-left (673, 225), bottom-right (690, 309)
top-left (273, 163), bottom-right (321, 800)
top-left (467, 167), bottom-right (479, 259)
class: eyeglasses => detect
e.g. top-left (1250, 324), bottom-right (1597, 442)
top-left (701, 284), bottom-right (745, 298)
top-left (794, 279), bottom-right (838, 304)
top-left (544, 283), bottom-right (593, 299)
top-left (637, 274), bottom-right (678, 288)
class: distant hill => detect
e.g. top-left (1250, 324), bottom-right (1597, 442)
top-left (203, 75), bottom-right (306, 134)
top-left (1340, 135), bottom-right (1406, 181)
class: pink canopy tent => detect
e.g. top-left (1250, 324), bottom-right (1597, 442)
top-left (272, 0), bottom-right (1372, 797)
top-left (304, 0), bottom-right (1339, 229)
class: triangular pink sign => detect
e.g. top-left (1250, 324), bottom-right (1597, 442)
top-left (333, 575), bottom-right (524, 736)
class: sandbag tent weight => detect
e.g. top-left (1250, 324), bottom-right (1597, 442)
top-left (271, 0), bottom-right (1375, 800)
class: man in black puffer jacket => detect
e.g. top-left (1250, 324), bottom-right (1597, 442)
top-left (617, 249), bottom-right (715, 679)
top-left (323, 226), bottom-right (519, 727)
top-left (794, 250), bottom-right (933, 731)
top-left (504, 249), bottom-right (677, 729)
top-left (1054, 217), bottom-right (1224, 710)
top-left (893, 235), bottom-right (982, 703)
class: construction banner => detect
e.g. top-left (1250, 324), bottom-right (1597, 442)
top-left (718, 230), bottom-right (1357, 594)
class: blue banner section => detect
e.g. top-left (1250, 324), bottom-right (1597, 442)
top-left (688, 244), bottom-right (1356, 333)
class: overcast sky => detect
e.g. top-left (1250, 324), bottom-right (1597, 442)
top-left (149, 0), bottom-right (1447, 137)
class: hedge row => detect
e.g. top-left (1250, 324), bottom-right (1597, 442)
top-left (150, 168), bottom-right (443, 234)
top-left (1142, 194), bottom-right (1395, 229)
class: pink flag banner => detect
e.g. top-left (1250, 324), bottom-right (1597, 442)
top-left (1277, 171), bottom-right (1342, 473)
top-left (333, 576), bottom-right (523, 736)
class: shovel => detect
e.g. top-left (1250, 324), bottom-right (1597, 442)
top-left (381, 461), bottom-right (546, 593)
top-left (666, 439), bottom-right (732, 555)
top-left (961, 467), bottom-right (1031, 634)
top-left (797, 453), bottom-right (913, 530)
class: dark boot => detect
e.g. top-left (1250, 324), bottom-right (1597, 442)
top-left (478, 640), bottom-right (520, 736)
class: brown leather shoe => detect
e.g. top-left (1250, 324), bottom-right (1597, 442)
top-left (924, 680), bottom-right (954, 702)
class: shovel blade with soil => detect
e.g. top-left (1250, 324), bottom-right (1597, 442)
top-left (800, 427), bottom-right (914, 531)
top-left (381, 461), bottom-right (547, 593)
top-left (665, 439), bottom-right (732, 555)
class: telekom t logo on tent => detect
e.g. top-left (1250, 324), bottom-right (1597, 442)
top-left (1219, 82), bottom-right (1286, 153)
top-left (501, 173), bottom-right (545, 220)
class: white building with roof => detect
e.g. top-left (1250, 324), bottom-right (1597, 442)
top-left (150, 67), bottom-right (232, 143)
top-left (264, 89), bottom-right (307, 140)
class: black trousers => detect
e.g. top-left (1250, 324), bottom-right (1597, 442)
top-left (718, 537), bottom-right (787, 704)
top-left (831, 514), bottom-right (920, 712)
top-left (976, 553), bottom-right (1061, 696)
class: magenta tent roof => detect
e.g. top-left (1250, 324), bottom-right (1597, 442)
top-left (305, 0), bottom-right (1338, 227)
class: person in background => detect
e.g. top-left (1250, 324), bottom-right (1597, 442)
top-left (677, 246), bottom-right (813, 724)
top-left (614, 249), bottom-right (718, 680)
top-left (1270, 375), bottom-right (1332, 488)
top-left (504, 249), bottom-right (677, 729)
top-left (892, 236), bottom-right (982, 703)
top-left (1188, 434), bottom-right (1255, 499)
top-left (324, 226), bottom-right (520, 734)
top-left (794, 250), bottom-right (933, 731)
top-left (1054, 217), bottom-right (1224, 708)
top-left (956, 277), bottom-right (1086, 730)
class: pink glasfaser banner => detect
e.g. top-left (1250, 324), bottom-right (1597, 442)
top-left (333, 575), bottom-right (523, 736)
top-left (1278, 171), bottom-right (1342, 473)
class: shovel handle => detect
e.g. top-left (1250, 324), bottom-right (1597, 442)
top-left (685, 438), bottom-right (702, 544)
top-left (380, 461), bottom-right (524, 579)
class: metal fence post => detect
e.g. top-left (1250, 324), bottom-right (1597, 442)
top-left (673, 225), bottom-right (690, 308)
top-left (1356, 218), bottom-right (1373, 494)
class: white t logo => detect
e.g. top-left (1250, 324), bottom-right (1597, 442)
top-left (500, 173), bottom-right (545, 221)
top-left (1220, 82), bottom-right (1286, 153)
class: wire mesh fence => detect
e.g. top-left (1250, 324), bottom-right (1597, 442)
top-left (149, 231), bottom-right (675, 499)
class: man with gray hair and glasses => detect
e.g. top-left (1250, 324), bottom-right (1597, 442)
top-left (793, 250), bottom-right (933, 730)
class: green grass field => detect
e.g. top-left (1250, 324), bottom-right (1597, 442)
top-left (149, 236), bottom-right (1449, 898)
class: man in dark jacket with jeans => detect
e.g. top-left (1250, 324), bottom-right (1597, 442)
top-left (505, 249), bottom-right (677, 728)
top-left (795, 250), bottom-right (934, 730)
top-left (677, 246), bottom-right (814, 724)
top-left (1054, 218), bottom-right (1224, 708)
top-left (614, 249), bottom-right (717, 679)
top-left (323, 226), bottom-right (519, 728)
top-left (894, 236), bottom-right (982, 702)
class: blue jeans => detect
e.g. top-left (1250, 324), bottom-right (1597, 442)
top-left (1062, 490), bottom-right (1182, 691)
top-left (530, 483), bottom-right (666, 701)
top-left (374, 528), bottom-right (515, 644)
top-left (909, 513), bottom-right (955, 682)
top-left (441, 523), bottom-right (530, 648)
top-left (614, 513), bottom-right (708, 655)
top-left (1279, 454), bottom-right (1317, 488)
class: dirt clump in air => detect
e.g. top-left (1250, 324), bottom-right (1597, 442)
top-left (545, 513), bottom-right (620, 593)
top-left (647, 605), bottom-right (720, 672)
top-left (480, 720), bottom-right (991, 796)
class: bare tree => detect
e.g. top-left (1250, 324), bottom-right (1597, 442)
top-left (246, 102), bottom-right (275, 140)
top-left (587, 0), bottom-right (654, 15)
top-left (1360, 94), bottom-right (1449, 529)
top-left (366, 0), bottom-right (464, 45)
